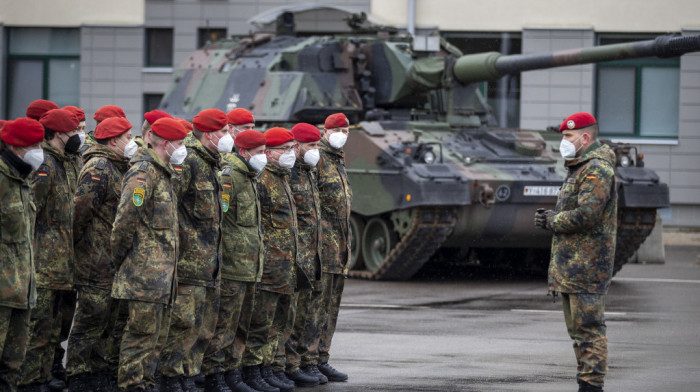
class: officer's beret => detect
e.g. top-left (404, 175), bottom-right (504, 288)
top-left (144, 110), bottom-right (172, 125)
top-left (94, 117), bottom-right (133, 140)
top-left (264, 127), bottom-right (294, 147)
top-left (62, 106), bottom-right (86, 121)
top-left (26, 100), bottom-right (59, 121)
top-left (291, 123), bottom-right (321, 143)
top-left (324, 113), bottom-right (349, 129)
top-left (94, 105), bottom-right (126, 123)
top-left (235, 129), bottom-right (266, 149)
top-left (227, 108), bottom-right (255, 126)
top-left (40, 109), bottom-right (80, 133)
top-left (151, 118), bottom-right (188, 141)
top-left (1, 118), bottom-right (45, 147)
top-left (193, 109), bottom-right (227, 133)
top-left (177, 118), bottom-right (194, 133)
top-left (0, 120), bottom-right (7, 131)
top-left (559, 112), bottom-right (597, 132)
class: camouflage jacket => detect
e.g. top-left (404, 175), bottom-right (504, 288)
top-left (290, 160), bottom-right (322, 288)
top-left (31, 142), bottom-right (77, 290)
top-left (110, 147), bottom-right (178, 304)
top-left (548, 141), bottom-right (618, 294)
top-left (172, 136), bottom-right (223, 287)
top-left (73, 144), bottom-right (130, 289)
top-left (219, 153), bottom-right (263, 282)
top-left (257, 163), bottom-right (298, 294)
top-left (0, 153), bottom-right (37, 309)
top-left (317, 139), bottom-right (353, 275)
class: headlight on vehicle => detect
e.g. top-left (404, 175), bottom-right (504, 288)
top-left (422, 151), bottom-right (435, 164)
top-left (620, 155), bottom-right (631, 167)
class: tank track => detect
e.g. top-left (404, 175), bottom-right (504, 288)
top-left (348, 207), bottom-right (457, 280)
top-left (613, 208), bottom-right (658, 275)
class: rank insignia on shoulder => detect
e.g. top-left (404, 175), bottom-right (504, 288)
top-left (133, 188), bottom-right (145, 207)
top-left (222, 194), bottom-right (230, 212)
top-left (96, 159), bottom-right (107, 170)
top-left (137, 162), bottom-right (149, 171)
top-left (222, 167), bottom-right (232, 176)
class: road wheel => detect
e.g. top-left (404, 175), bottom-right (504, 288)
top-left (361, 217), bottom-right (397, 273)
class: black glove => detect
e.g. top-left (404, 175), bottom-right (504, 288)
top-left (534, 208), bottom-right (555, 230)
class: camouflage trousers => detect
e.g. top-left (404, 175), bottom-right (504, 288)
top-left (561, 293), bottom-right (607, 388)
top-left (318, 273), bottom-right (344, 365)
top-left (54, 290), bottom-right (76, 372)
top-left (241, 290), bottom-right (293, 368)
top-left (202, 280), bottom-right (255, 375)
top-left (0, 306), bottom-right (30, 391)
top-left (285, 286), bottom-right (324, 371)
top-left (270, 292), bottom-right (296, 372)
top-left (158, 285), bottom-right (220, 377)
top-left (117, 300), bottom-right (170, 389)
top-left (19, 288), bottom-right (75, 385)
top-left (66, 286), bottom-right (127, 378)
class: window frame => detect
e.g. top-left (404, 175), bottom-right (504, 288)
top-left (144, 28), bottom-right (174, 68)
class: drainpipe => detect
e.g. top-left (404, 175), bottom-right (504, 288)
top-left (407, 0), bottom-right (416, 37)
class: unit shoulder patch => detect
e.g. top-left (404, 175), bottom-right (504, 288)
top-left (95, 159), bottom-right (107, 170)
top-left (133, 188), bottom-right (145, 207)
top-left (222, 194), bottom-right (230, 212)
top-left (136, 162), bottom-right (150, 172)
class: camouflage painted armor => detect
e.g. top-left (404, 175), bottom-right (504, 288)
top-left (256, 164), bottom-right (298, 294)
top-left (547, 141), bottom-right (618, 295)
top-left (289, 160), bottom-right (322, 287)
top-left (110, 147), bottom-right (178, 305)
top-left (317, 139), bottom-right (352, 275)
top-left (219, 153), bottom-right (264, 282)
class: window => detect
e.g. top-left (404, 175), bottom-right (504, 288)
top-left (443, 32), bottom-right (522, 128)
top-left (596, 34), bottom-right (680, 138)
top-left (5, 28), bottom-right (80, 119)
top-left (198, 28), bottom-right (227, 48)
top-left (145, 28), bottom-right (174, 67)
top-left (143, 93), bottom-right (164, 114)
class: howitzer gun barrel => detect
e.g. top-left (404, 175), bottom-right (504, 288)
top-left (453, 34), bottom-right (700, 84)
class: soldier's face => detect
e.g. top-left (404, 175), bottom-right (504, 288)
top-left (244, 145), bottom-right (266, 158)
top-left (324, 127), bottom-right (349, 141)
top-left (266, 141), bottom-right (296, 165)
top-left (562, 130), bottom-right (589, 152)
top-left (297, 141), bottom-right (320, 159)
top-left (77, 121), bottom-right (86, 134)
top-left (229, 123), bottom-right (255, 137)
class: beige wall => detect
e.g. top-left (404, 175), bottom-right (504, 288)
top-left (372, 0), bottom-right (700, 32)
top-left (0, 0), bottom-right (144, 26)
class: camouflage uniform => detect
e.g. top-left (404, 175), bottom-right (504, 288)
top-left (110, 147), bottom-right (179, 389)
top-left (546, 141), bottom-right (617, 388)
top-left (66, 143), bottom-right (130, 379)
top-left (242, 164), bottom-right (298, 368)
top-left (158, 136), bottom-right (223, 379)
top-left (283, 160), bottom-right (323, 373)
top-left (202, 153), bottom-right (263, 375)
top-left (19, 142), bottom-right (77, 386)
top-left (316, 139), bottom-right (352, 366)
top-left (0, 150), bottom-right (37, 391)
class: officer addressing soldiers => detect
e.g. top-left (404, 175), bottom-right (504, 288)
top-left (158, 109), bottom-right (229, 392)
top-left (284, 123), bottom-right (326, 387)
top-left (0, 118), bottom-right (44, 392)
top-left (110, 117), bottom-right (187, 391)
top-left (67, 117), bottom-right (136, 391)
top-left (203, 129), bottom-right (267, 392)
top-left (19, 109), bottom-right (81, 392)
top-left (535, 112), bottom-right (618, 392)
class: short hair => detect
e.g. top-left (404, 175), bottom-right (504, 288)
top-left (581, 124), bottom-right (599, 140)
top-left (141, 119), bottom-right (151, 136)
top-left (192, 128), bottom-right (204, 140)
top-left (43, 128), bottom-right (57, 141)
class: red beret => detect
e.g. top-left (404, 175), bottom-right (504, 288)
top-left (193, 109), bottom-right (227, 132)
top-left (324, 113), bottom-right (349, 129)
top-left (94, 117), bottom-right (132, 140)
top-left (144, 110), bottom-right (172, 125)
top-left (62, 106), bottom-right (86, 121)
top-left (235, 130), bottom-right (266, 149)
top-left (0, 120), bottom-right (7, 130)
top-left (151, 118), bottom-right (188, 141)
top-left (94, 105), bottom-right (126, 123)
top-left (1, 118), bottom-right (45, 147)
top-left (291, 123), bottom-right (321, 143)
top-left (177, 118), bottom-right (193, 133)
top-left (26, 100), bottom-right (59, 120)
top-left (40, 109), bottom-right (80, 133)
top-left (227, 108), bottom-right (255, 125)
top-left (559, 112), bottom-right (597, 132)
top-left (264, 127), bottom-right (294, 147)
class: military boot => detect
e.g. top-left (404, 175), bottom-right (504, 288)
top-left (241, 366), bottom-right (279, 392)
top-left (300, 365), bottom-right (327, 384)
top-left (194, 373), bottom-right (206, 387)
top-left (273, 371), bottom-right (297, 389)
top-left (204, 372), bottom-right (232, 392)
top-left (162, 375), bottom-right (185, 392)
top-left (51, 359), bottom-right (67, 383)
top-left (68, 372), bottom-right (98, 391)
top-left (17, 383), bottom-right (49, 392)
top-left (317, 363), bottom-right (348, 382)
top-left (285, 369), bottom-right (319, 388)
top-left (224, 369), bottom-right (257, 392)
top-left (260, 367), bottom-right (293, 392)
top-left (181, 376), bottom-right (199, 392)
top-left (46, 378), bottom-right (66, 391)
top-left (579, 381), bottom-right (604, 392)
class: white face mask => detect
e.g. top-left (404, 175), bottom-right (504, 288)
top-left (119, 139), bottom-right (138, 159)
top-left (303, 148), bottom-right (320, 167)
top-left (167, 142), bottom-right (188, 165)
top-left (559, 134), bottom-right (585, 160)
top-left (22, 148), bottom-right (45, 171)
top-left (214, 133), bottom-right (234, 153)
top-left (78, 132), bottom-right (86, 147)
top-left (278, 150), bottom-right (296, 169)
top-left (248, 153), bottom-right (267, 173)
top-left (328, 132), bottom-right (348, 149)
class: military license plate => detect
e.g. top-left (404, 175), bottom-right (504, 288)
top-left (523, 186), bottom-right (560, 196)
